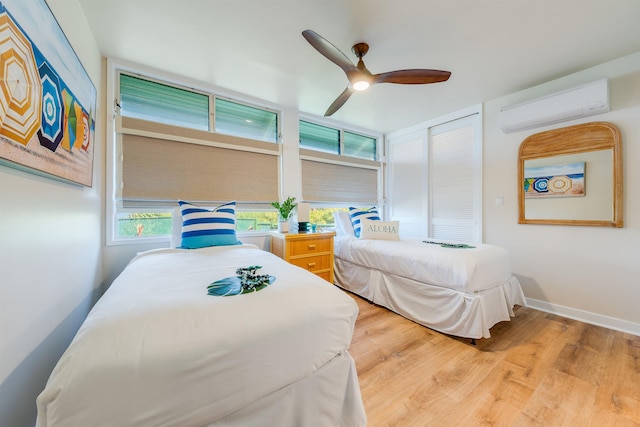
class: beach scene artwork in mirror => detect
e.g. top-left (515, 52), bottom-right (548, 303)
top-left (524, 161), bottom-right (585, 199)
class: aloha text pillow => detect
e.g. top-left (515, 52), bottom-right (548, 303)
top-left (359, 218), bottom-right (400, 241)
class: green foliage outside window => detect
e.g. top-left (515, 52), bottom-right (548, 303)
top-left (118, 213), bottom-right (172, 237)
top-left (118, 207), bottom-right (346, 238)
top-left (236, 207), bottom-right (345, 231)
top-left (310, 207), bottom-right (346, 228)
top-left (236, 212), bottom-right (279, 231)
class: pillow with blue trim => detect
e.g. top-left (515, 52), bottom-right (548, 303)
top-left (348, 207), bottom-right (381, 238)
top-left (179, 201), bottom-right (241, 249)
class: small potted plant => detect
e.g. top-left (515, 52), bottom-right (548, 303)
top-left (271, 197), bottom-right (297, 233)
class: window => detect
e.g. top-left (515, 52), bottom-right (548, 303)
top-left (300, 156), bottom-right (379, 204)
top-left (299, 120), bottom-right (339, 154)
top-left (235, 211), bottom-right (279, 231)
top-left (215, 98), bottom-right (278, 143)
top-left (298, 119), bottom-right (381, 218)
top-left (119, 74), bottom-right (279, 143)
top-left (109, 68), bottom-right (282, 244)
top-left (117, 212), bottom-right (172, 238)
top-left (344, 131), bottom-right (376, 160)
top-left (119, 74), bottom-right (210, 130)
top-left (299, 120), bottom-right (377, 161)
top-left (309, 207), bottom-right (347, 229)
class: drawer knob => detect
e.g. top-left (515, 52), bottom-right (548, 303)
top-left (308, 244), bottom-right (316, 250)
top-left (307, 262), bottom-right (316, 268)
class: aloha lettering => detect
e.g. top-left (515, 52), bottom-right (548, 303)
top-left (366, 224), bottom-right (398, 233)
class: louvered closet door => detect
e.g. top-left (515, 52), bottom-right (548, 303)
top-left (428, 113), bottom-right (481, 243)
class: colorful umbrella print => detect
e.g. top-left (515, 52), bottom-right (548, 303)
top-left (60, 88), bottom-right (77, 152)
top-left (0, 12), bottom-right (42, 146)
top-left (73, 99), bottom-right (85, 149)
top-left (80, 109), bottom-right (91, 151)
top-left (533, 177), bottom-right (549, 193)
top-left (37, 62), bottom-right (63, 151)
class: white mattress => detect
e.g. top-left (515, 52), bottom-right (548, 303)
top-left (334, 236), bottom-right (513, 292)
top-left (37, 244), bottom-right (365, 426)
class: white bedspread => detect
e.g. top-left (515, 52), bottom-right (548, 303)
top-left (37, 244), bottom-right (364, 426)
top-left (334, 236), bottom-right (512, 293)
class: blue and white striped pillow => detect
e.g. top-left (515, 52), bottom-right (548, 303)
top-left (179, 201), bottom-right (240, 249)
top-left (348, 207), bottom-right (381, 238)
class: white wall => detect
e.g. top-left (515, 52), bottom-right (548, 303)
top-left (0, 1), bottom-right (104, 426)
top-left (483, 52), bottom-right (640, 334)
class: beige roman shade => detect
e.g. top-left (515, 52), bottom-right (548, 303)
top-left (300, 149), bottom-right (379, 204)
top-left (118, 117), bottom-right (279, 207)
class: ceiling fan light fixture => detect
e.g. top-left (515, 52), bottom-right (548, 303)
top-left (352, 80), bottom-right (370, 91)
top-left (302, 30), bottom-right (451, 116)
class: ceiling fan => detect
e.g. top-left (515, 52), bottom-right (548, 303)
top-left (302, 29), bottom-right (451, 116)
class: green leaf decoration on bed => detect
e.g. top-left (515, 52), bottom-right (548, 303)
top-left (207, 266), bottom-right (276, 296)
top-left (423, 240), bottom-right (476, 249)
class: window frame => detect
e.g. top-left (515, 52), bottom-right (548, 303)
top-left (118, 72), bottom-right (212, 131)
top-left (298, 115), bottom-right (384, 215)
top-left (298, 115), bottom-right (380, 161)
top-left (106, 59), bottom-right (283, 246)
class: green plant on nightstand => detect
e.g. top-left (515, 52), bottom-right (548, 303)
top-left (271, 197), bottom-right (297, 232)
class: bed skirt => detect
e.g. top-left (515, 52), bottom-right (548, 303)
top-left (207, 351), bottom-right (366, 427)
top-left (334, 258), bottom-right (526, 339)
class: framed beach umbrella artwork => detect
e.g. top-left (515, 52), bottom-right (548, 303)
top-left (0, 0), bottom-right (96, 187)
top-left (523, 161), bottom-right (585, 199)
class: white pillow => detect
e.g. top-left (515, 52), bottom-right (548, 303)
top-left (334, 211), bottom-right (355, 236)
top-left (171, 207), bottom-right (182, 248)
top-left (359, 218), bottom-right (400, 241)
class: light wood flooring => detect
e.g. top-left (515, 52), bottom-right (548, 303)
top-left (347, 293), bottom-right (640, 427)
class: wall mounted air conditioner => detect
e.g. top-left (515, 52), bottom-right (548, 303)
top-left (499, 78), bottom-right (609, 133)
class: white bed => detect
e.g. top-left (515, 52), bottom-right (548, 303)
top-left (36, 244), bottom-right (366, 426)
top-left (333, 211), bottom-right (525, 339)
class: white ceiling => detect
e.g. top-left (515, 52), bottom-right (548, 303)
top-left (78, 0), bottom-right (640, 134)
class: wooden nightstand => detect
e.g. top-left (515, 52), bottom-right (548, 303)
top-left (270, 231), bottom-right (335, 283)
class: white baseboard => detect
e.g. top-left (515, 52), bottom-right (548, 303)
top-left (525, 297), bottom-right (640, 337)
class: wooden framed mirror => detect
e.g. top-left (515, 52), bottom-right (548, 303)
top-left (518, 122), bottom-right (623, 227)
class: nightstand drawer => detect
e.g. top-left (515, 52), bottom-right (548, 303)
top-left (289, 254), bottom-right (332, 272)
top-left (289, 237), bottom-right (332, 256)
top-left (269, 231), bottom-right (335, 284)
top-left (315, 270), bottom-right (332, 282)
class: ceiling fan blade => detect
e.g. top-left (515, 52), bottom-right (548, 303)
top-left (302, 30), bottom-right (358, 75)
top-left (324, 87), bottom-right (354, 116)
top-left (373, 69), bottom-right (451, 85)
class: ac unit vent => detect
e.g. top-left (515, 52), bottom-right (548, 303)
top-left (499, 78), bottom-right (609, 133)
